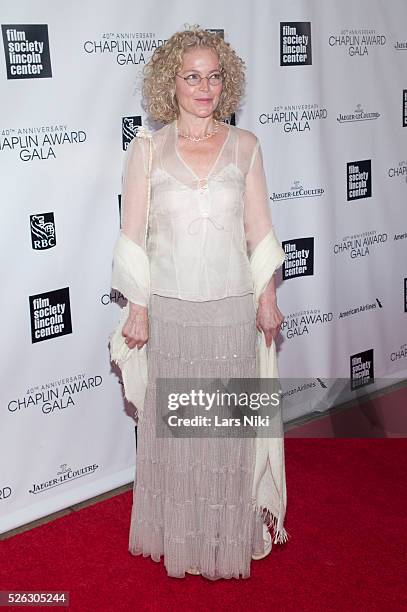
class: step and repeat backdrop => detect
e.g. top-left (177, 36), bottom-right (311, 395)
top-left (1, 0), bottom-right (406, 532)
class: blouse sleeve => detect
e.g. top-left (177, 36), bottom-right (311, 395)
top-left (111, 135), bottom-right (150, 307)
top-left (120, 135), bottom-right (150, 249)
top-left (243, 138), bottom-right (278, 258)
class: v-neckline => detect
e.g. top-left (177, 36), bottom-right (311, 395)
top-left (174, 120), bottom-right (231, 182)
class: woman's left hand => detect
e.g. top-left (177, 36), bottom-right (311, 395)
top-left (256, 299), bottom-right (284, 348)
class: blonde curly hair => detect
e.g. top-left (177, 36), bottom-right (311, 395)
top-left (142, 26), bottom-right (245, 123)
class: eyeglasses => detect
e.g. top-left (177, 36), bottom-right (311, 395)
top-left (176, 72), bottom-right (223, 86)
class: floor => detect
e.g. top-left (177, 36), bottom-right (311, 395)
top-left (1, 378), bottom-right (405, 542)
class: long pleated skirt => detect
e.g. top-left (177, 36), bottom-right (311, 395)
top-left (128, 293), bottom-right (266, 580)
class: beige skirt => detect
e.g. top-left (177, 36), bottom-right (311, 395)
top-left (128, 293), bottom-right (266, 580)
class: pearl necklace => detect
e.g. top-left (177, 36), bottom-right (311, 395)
top-left (176, 120), bottom-right (220, 142)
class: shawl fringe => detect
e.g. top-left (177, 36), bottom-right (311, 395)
top-left (253, 502), bottom-right (291, 544)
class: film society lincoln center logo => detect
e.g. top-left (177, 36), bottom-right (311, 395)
top-left (280, 22), bottom-right (312, 66)
top-left (347, 159), bottom-right (372, 201)
top-left (282, 237), bottom-right (314, 280)
top-left (29, 287), bottom-right (72, 343)
top-left (1, 24), bottom-right (52, 79)
top-left (350, 348), bottom-right (374, 390)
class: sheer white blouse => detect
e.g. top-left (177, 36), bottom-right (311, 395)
top-left (119, 120), bottom-right (280, 305)
top-left (110, 123), bottom-right (289, 543)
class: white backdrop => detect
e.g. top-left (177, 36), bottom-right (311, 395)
top-left (1, 0), bottom-right (406, 533)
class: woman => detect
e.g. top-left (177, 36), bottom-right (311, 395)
top-left (111, 26), bottom-right (288, 580)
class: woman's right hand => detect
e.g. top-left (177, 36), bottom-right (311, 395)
top-left (121, 303), bottom-right (149, 350)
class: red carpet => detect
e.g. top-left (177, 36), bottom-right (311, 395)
top-left (1, 439), bottom-right (406, 611)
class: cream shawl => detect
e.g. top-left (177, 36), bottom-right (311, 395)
top-left (110, 130), bottom-right (289, 545)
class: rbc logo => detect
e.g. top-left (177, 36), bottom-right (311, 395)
top-left (122, 116), bottom-right (142, 151)
top-left (30, 212), bottom-right (56, 250)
